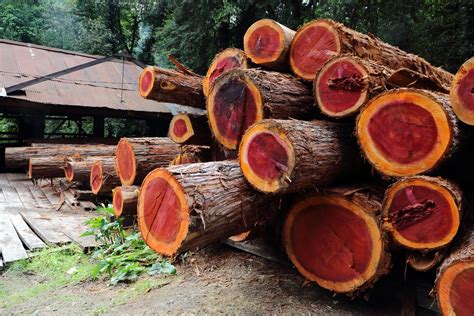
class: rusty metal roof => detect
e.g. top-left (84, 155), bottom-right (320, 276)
top-left (0, 39), bottom-right (204, 116)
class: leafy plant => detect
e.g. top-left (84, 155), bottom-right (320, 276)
top-left (82, 204), bottom-right (176, 285)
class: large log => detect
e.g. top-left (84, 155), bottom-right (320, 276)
top-left (435, 228), bottom-right (474, 316)
top-left (207, 68), bottom-right (315, 150)
top-left (112, 185), bottom-right (139, 226)
top-left (203, 48), bottom-right (248, 97)
top-left (137, 161), bottom-right (276, 257)
top-left (28, 157), bottom-right (67, 179)
top-left (5, 144), bottom-right (116, 170)
top-left (239, 119), bottom-right (360, 194)
top-left (314, 55), bottom-right (450, 118)
top-left (382, 176), bottom-right (461, 251)
top-left (90, 157), bottom-right (121, 195)
top-left (289, 18), bottom-right (453, 87)
top-left (356, 88), bottom-right (459, 177)
top-left (450, 57), bottom-right (474, 125)
top-left (170, 145), bottom-right (209, 165)
top-left (168, 113), bottom-right (211, 145)
top-left (283, 187), bottom-right (390, 294)
top-left (243, 19), bottom-right (295, 70)
top-left (138, 66), bottom-right (204, 109)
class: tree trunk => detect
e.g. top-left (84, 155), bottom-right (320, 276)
top-left (382, 176), bottom-right (462, 251)
top-left (112, 185), bottom-right (139, 226)
top-left (168, 113), bottom-right (211, 145)
top-left (207, 68), bottom-right (316, 150)
top-left (170, 145), bottom-right (210, 165)
top-left (244, 19), bottom-right (295, 70)
top-left (138, 66), bottom-right (205, 109)
top-left (450, 57), bottom-right (474, 125)
top-left (356, 88), bottom-right (460, 177)
top-left (283, 187), bottom-right (390, 295)
top-left (435, 228), bottom-right (474, 316)
top-left (203, 48), bottom-right (248, 97)
top-left (90, 157), bottom-right (121, 195)
top-left (239, 119), bottom-right (361, 194)
top-left (290, 18), bottom-right (453, 88)
top-left (28, 157), bottom-right (67, 179)
top-left (64, 157), bottom-right (103, 183)
top-left (137, 160), bottom-right (276, 257)
top-left (314, 55), bottom-right (450, 118)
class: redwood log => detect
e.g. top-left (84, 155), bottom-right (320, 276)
top-left (138, 66), bottom-right (204, 109)
top-left (90, 157), bottom-right (120, 195)
top-left (243, 19), bottom-right (295, 70)
top-left (450, 57), bottom-right (474, 125)
top-left (203, 48), bottom-right (248, 97)
top-left (64, 157), bottom-right (105, 183)
top-left (137, 161), bottom-right (276, 256)
top-left (356, 88), bottom-right (459, 177)
top-left (28, 157), bottom-right (67, 179)
top-left (314, 55), bottom-right (450, 118)
top-left (289, 18), bottom-right (453, 87)
top-left (435, 228), bottom-right (474, 316)
top-left (283, 188), bottom-right (390, 294)
top-left (170, 145), bottom-right (209, 165)
top-left (112, 185), bottom-right (139, 226)
top-left (382, 176), bottom-right (461, 250)
top-left (5, 144), bottom-right (116, 170)
top-left (207, 68), bottom-right (315, 150)
top-left (168, 113), bottom-right (211, 145)
top-left (239, 119), bottom-right (360, 194)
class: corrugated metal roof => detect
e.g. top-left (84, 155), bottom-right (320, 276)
top-left (0, 39), bottom-right (204, 116)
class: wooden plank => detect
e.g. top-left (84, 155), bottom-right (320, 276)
top-left (14, 185), bottom-right (39, 209)
top-left (0, 212), bottom-right (28, 263)
top-left (4, 208), bottom-right (46, 250)
top-left (2, 186), bottom-right (24, 207)
top-left (19, 209), bottom-right (71, 245)
top-left (0, 188), bottom-right (7, 203)
top-left (41, 185), bottom-right (72, 212)
top-left (79, 201), bottom-right (96, 211)
top-left (0, 174), bottom-right (9, 186)
top-left (28, 185), bottom-right (54, 209)
top-left (59, 215), bottom-right (97, 251)
top-left (6, 173), bottom-right (28, 182)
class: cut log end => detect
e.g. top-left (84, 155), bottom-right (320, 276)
top-left (112, 187), bottom-right (124, 218)
top-left (139, 66), bottom-right (155, 98)
top-left (244, 19), bottom-right (285, 66)
top-left (383, 177), bottom-right (461, 250)
top-left (228, 231), bottom-right (251, 242)
top-left (357, 89), bottom-right (454, 177)
top-left (27, 159), bottom-right (33, 179)
top-left (315, 56), bottom-right (369, 117)
top-left (115, 138), bottom-right (136, 186)
top-left (284, 194), bottom-right (388, 294)
top-left (450, 57), bottom-right (474, 125)
top-left (239, 121), bottom-right (294, 193)
top-left (203, 48), bottom-right (247, 97)
top-left (168, 114), bottom-right (195, 144)
top-left (290, 19), bottom-right (341, 81)
top-left (137, 169), bottom-right (189, 257)
top-left (437, 261), bottom-right (474, 316)
top-left (207, 70), bottom-right (263, 150)
top-left (407, 250), bottom-right (445, 272)
top-left (90, 160), bottom-right (104, 195)
top-left (64, 162), bottom-right (74, 182)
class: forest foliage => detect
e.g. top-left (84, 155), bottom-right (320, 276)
top-left (0, 0), bottom-right (472, 75)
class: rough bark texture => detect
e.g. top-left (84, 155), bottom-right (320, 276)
top-left (239, 119), bottom-right (363, 194)
top-left (28, 157), bottom-right (67, 179)
top-left (5, 144), bottom-right (116, 170)
top-left (171, 145), bottom-right (210, 165)
top-left (407, 249), bottom-right (447, 272)
top-left (91, 157), bottom-right (121, 196)
top-left (65, 157), bottom-right (103, 183)
top-left (450, 57), bottom-right (474, 125)
top-left (138, 161), bottom-right (276, 256)
top-left (139, 66), bottom-right (205, 109)
top-left (113, 185), bottom-right (139, 226)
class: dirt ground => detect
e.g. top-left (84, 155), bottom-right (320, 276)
top-left (1, 244), bottom-right (402, 315)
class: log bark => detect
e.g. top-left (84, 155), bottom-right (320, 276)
top-left (314, 55), bottom-right (450, 118)
top-left (207, 68), bottom-right (316, 150)
top-left (138, 66), bottom-right (205, 109)
top-left (382, 176), bottom-right (462, 251)
top-left (203, 48), bottom-right (248, 97)
top-left (243, 19), bottom-right (295, 70)
top-left (112, 185), bottom-right (139, 226)
top-left (435, 228), bottom-right (474, 316)
top-left (90, 157), bottom-right (121, 195)
top-left (290, 18), bottom-right (453, 87)
top-left (170, 145), bottom-right (210, 165)
top-left (450, 57), bottom-right (474, 125)
top-left (5, 144), bottom-right (116, 170)
top-left (168, 113), bottom-right (211, 145)
top-left (64, 157), bottom-right (104, 183)
top-left (283, 187), bottom-right (390, 295)
top-left (239, 119), bottom-right (362, 194)
top-left (356, 88), bottom-right (460, 177)
top-left (137, 160), bottom-right (276, 257)
top-left (28, 157), bottom-right (67, 179)
top-left (407, 249), bottom-right (447, 272)
top-left (74, 190), bottom-right (96, 201)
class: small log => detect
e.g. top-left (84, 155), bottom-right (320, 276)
top-left (283, 187), bottom-right (390, 294)
top-left (289, 18), bottom-right (453, 87)
top-left (314, 55), bottom-right (450, 118)
top-left (243, 19), bottom-right (295, 70)
top-left (207, 68), bottom-right (315, 150)
top-left (382, 176), bottom-right (461, 250)
top-left (138, 66), bottom-right (204, 109)
top-left (112, 185), bottom-right (139, 226)
top-left (28, 157), bottom-right (67, 179)
top-left (239, 119), bottom-right (360, 194)
top-left (74, 190), bottom-right (96, 201)
top-left (407, 249), bottom-right (447, 272)
top-left (137, 161), bottom-right (276, 256)
top-left (203, 48), bottom-right (248, 97)
top-left (435, 228), bottom-right (474, 316)
top-left (168, 113), bottom-right (211, 145)
top-left (450, 57), bottom-right (474, 125)
top-left (64, 157), bottom-right (104, 183)
top-left (90, 157), bottom-right (121, 195)
top-left (356, 88), bottom-right (459, 177)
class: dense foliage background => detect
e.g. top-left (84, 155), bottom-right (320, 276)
top-left (1, 0), bottom-right (472, 74)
